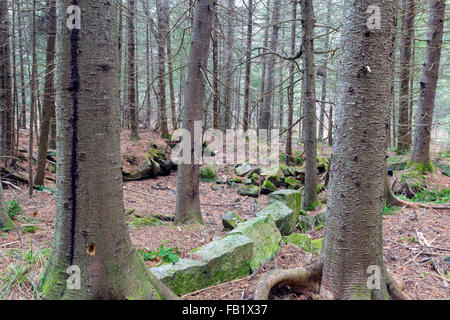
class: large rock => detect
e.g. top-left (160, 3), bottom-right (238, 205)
top-left (298, 209), bottom-right (327, 232)
top-left (284, 178), bottom-right (303, 190)
top-left (150, 259), bottom-right (208, 295)
top-left (235, 163), bottom-right (253, 177)
top-left (237, 185), bottom-right (259, 198)
top-left (260, 166), bottom-right (285, 187)
top-left (194, 234), bottom-right (253, 286)
top-left (256, 200), bottom-right (297, 236)
top-left (268, 189), bottom-right (302, 216)
top-left (199, 164), bottom-right (218, 182)
top-left (260, 179), bottom-right (277, 195)
top-left (222, 211), bottom-right (244, 230)
top-left (229, 215), bottom-right (281, 270)
top-left (283, 233), bottom-right (311, 252)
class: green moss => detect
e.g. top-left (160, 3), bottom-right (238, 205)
top-left (130, 217), bottom-right (165, 228)
top-left (406, 160), bottom-right (436, 174)
top-left (283, 233), bottom-right (311, 252)
top-left (311, 238), bottom-right (323, 254)
top-left (260, 179), bottom-right (277, 194)
top-left (125, 208), bottom-right (136, 216)
top-left (304, 198), bottom-right (321, 211)
top-left (199, 165), bottom-right (218, 182)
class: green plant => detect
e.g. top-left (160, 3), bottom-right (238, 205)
top-left (138, 243), bottom-right (180, 265)
top-left (6, 200), bottom-right (22, 219)
top-left (36, 185), bottom-right (56, 195)
top-left (0, 241), bottom-right (50, 299)
top-left (383, 205), bottom-right (400, 216)
top-left (410, 188), bottom-right (450, 204)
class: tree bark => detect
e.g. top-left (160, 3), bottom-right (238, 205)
top-left (35, 0), bottom-right (56, 187)
top-left (212, 13), bottom-right (220, 130)
top-left (175, 0), bottom-right (215, 225)
top-left (40, 0), bottom-right (176, 300)
top-left (285, 0), bottom-right (297, 164)
top-left (318, 2), bottom-right (331, 142)
top-left (259, 0), bottom-right (280, 131)
top-left (16, 0), bottom-right (26, 129)
top-left (301, 0), bottom-right (319, 211)
top-left (243, 0), bottom-right (253, 132)
top-left (410, 0), bottom-right (445, 172)
top-left (0, 0), bottom-right (14, 167)
top-left (127, 0), bottom-right (139, 140)
top-left (156, 0), bottom-right (169, 138)
top-left (397, 0), bottom-right (415, 154)
top-left (321, 0), bottom-right (397, 299)
top-left (222, 0), bottom-right (235, 130)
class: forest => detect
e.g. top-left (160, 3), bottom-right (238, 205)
top-left (0, 0), bottom-right (449, 302)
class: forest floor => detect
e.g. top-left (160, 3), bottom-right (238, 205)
top-left (0, 129), bottom-right (449, 300)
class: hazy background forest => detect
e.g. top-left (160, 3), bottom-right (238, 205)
top-left (0, 0), bottom-right (449, 301)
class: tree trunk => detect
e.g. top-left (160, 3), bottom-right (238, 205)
top-left (212, 13), bottom-right (220, 130)
top-left (243, 0), bottom-right (253, 132)
top-left (175, 0), bottom-right (215, 225)
top-left (410, 0), bottom-right (445, 172)
top-left (156, 0), bottom-right (169, 138)
top-left (397, 0), bottom-right (415, 154)
top-left (222, 0), bottom-right (235, 130)
top-left (28, 0), bottom-right (37, 197)
top-left (35, 0), bottom-right (56, 187)
top-left (258, 0), bottom-right (271, 129)
top-left (0, 0), bottom-right (14, 167)
top-left (40, 0), bottom-right (176, 300)
top-left (318, 2), bottom-right (331, 142)
top-left (301, 0), bottom-right (319, 211)
top-left (127, 0), bottom-right (139, 140)
top-left (285, 0), bottom-right (297, 164)
top-left (16, 0), bottom-right (26, 129)
top-left (259, 0), bottom-right (280, 131)
top-left (321, 0), bottom-right (397, 299)
top-left (167, 28), bottom-right (177, 130)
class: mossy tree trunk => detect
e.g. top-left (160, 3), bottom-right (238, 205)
top-left (411, 0), bottom-right (445, 172)
top-left (175, 0), bottom-right (215, 225)
top-left (320, 0), bottom-right (397, 299)
top-left (40, 0), bottom-right (176, 300)
top-left (127, 0), bottom-right (139, 140)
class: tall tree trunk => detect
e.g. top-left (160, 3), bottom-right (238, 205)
top-left (0, 0), bottom-right (14, 167)
top-left (397, 0), bottom-right (415, 154)
top-left (285, 0), bottom-right (297, 163)
top-left (321, 0), bottom-right (397, 299)
top-left (410, 0), bottom-right (445, 172)
top-left (259, 0), bottom-right (280, 131)
top-left (40, 0), bottom-right (176, 300)
top-left (156, 0), bottom-right (169, 138)
top-left (318, 2), bottom-right (331, 142)
top-left (222, 0), bottom-right (235, 130)
top-left (35, 0), bottom-right (56, 187)
top-left (258, 0), bottom-right (271, 129)
top-left (127, 0), bottom-right (139, 140)
top-left (28, 0), bottom-right (37, 197)
top-left (175, 0), bottom-right (215, 225)
top-left (17, 0), bottom-right (26, 129)
top-left (301, 0), bottom-right (319, 211)
top-left (167, 28), bottom-right (177, 130)
top-left (243, 0), bottom-right (252, 132)
top-left (212, 13), bottom-right (220, 129)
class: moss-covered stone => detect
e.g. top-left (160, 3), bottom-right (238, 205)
top-left (237, 185), bottom-right (259, 198)
top-left (283, 233), bottom-right (311, 252)
top-left (261, 166), bottom-right (285, 187)
top-left (405, 160), bottom-right (436, 174)
top-left (268, 189), bottom-right (302, 217)
top-left (194, 235), bottom-right (253, 286)
top-left (232, 177), bottom-right (243, 183)
top-left (222, 211), bottom-right (244, 230)
top-left (297, 209), bottom-right (327, 233)
top-left (199, 165), bottom-right (218, 182)
top-left (229, 215), bottom-right (282, 271)
top-left (284, 178), bottom-right (303, 190)
top-left (150, 259), bottom-right (208, 295)
top-left (260, 179), bottom-right (277, 194)
top-left (256, 200), bottom-right (297, 236)
top-left (235, 163), bottom-right (253, 177)
top-left (311, 238), bottom-right (323, 254)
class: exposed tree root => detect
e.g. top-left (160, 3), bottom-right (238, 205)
top-left (385, 268), bottom-right (410, 300)
top-left (384, 175), bottom-right (449, 210)
top-left (253, 261), bottom-right (322, 300)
